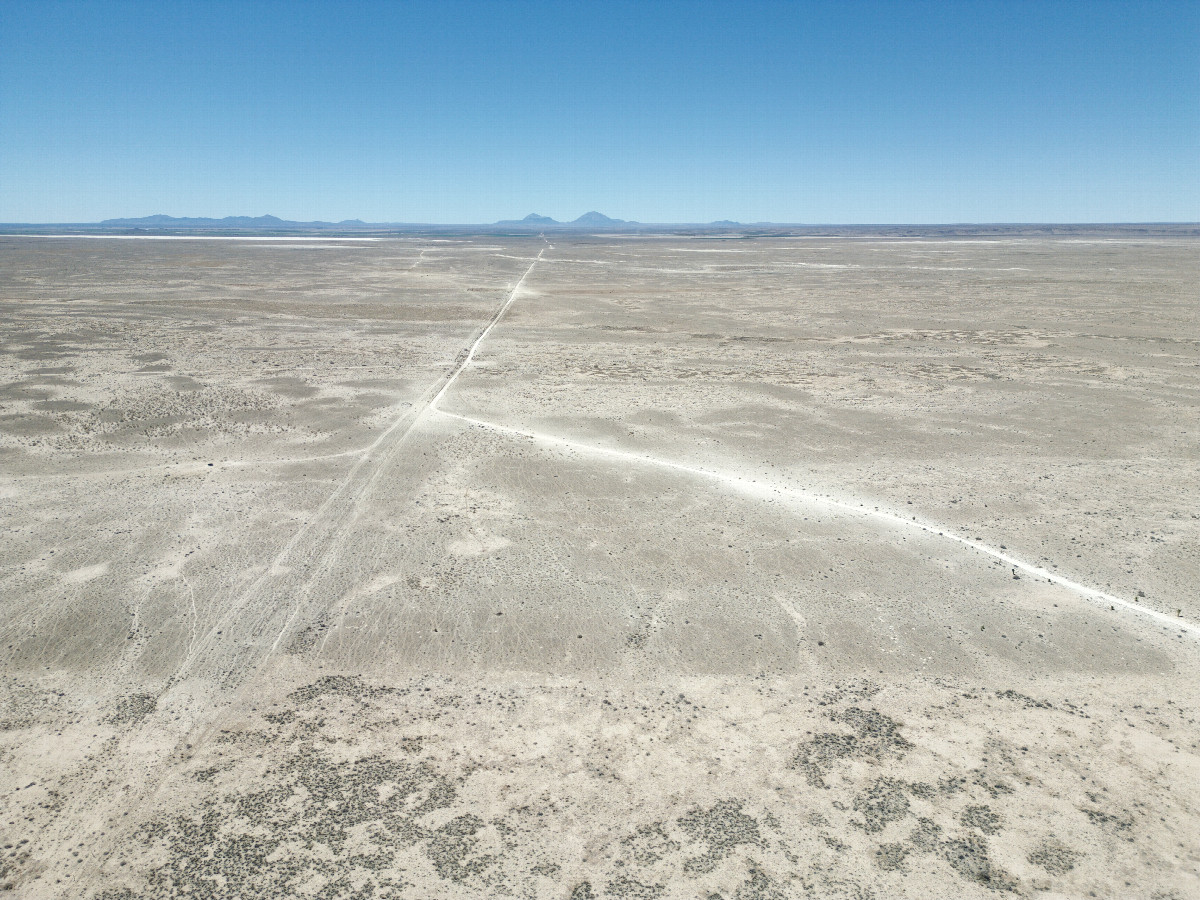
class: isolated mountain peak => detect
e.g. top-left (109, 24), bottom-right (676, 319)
top-left (571, 211), bottom-right (625, 225)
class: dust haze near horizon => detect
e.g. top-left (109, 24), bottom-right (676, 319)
top-left (1, 0), bottom-right (1198, 224)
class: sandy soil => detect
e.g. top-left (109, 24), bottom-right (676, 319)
top-left (1, 233), bottom-right (1197, 899)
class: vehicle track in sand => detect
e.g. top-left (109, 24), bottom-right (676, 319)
top-left (174, 246), bottom-right (547, 686)
top-left (433, 409), bottom-right (1198, 640)
top-left (263, 243), bottom-right (550, 656)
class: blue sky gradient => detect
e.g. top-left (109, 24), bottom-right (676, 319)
top-left (1, 0), bottom-right (1196, 223)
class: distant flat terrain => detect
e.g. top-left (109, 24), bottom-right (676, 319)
top-left (1, 233), bottom-right (1197, 899)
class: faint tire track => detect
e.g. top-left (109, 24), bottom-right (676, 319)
top-left (174, 247), bottom-right (546, 685)
top-left (434, 410), bottom-right (1199, 640)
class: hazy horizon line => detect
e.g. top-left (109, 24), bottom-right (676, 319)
top-left (2, 215), bottom-right (1198, 228)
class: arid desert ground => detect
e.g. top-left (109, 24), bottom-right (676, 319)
top-left (1, 232), bottom-right (1198, 899)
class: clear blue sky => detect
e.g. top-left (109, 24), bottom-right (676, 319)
top-left (1, 0), bottom-right (1196, 223)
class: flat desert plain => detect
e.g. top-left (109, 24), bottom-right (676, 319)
top-left (0, 232), bottom-right (1198, 899)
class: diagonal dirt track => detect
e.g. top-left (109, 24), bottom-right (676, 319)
top-left (175, 248), bottom-right (547, 687)
top-left (429, 414), bottom-right (1198, 640)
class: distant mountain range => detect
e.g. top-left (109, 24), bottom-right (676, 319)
top-left (96, 212), bottom-right (656, 229)
top-left (13, 215), bottom-right (1193, 235)
top-left (4, 219), bottom-right (1196, 239)
top-left (99, 214), bottom-right (369, 228)
top-left (494, 211), bottom-right (637, 227)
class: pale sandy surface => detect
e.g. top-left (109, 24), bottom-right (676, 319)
top-left (1, 234), bottom-right (1198, 899)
